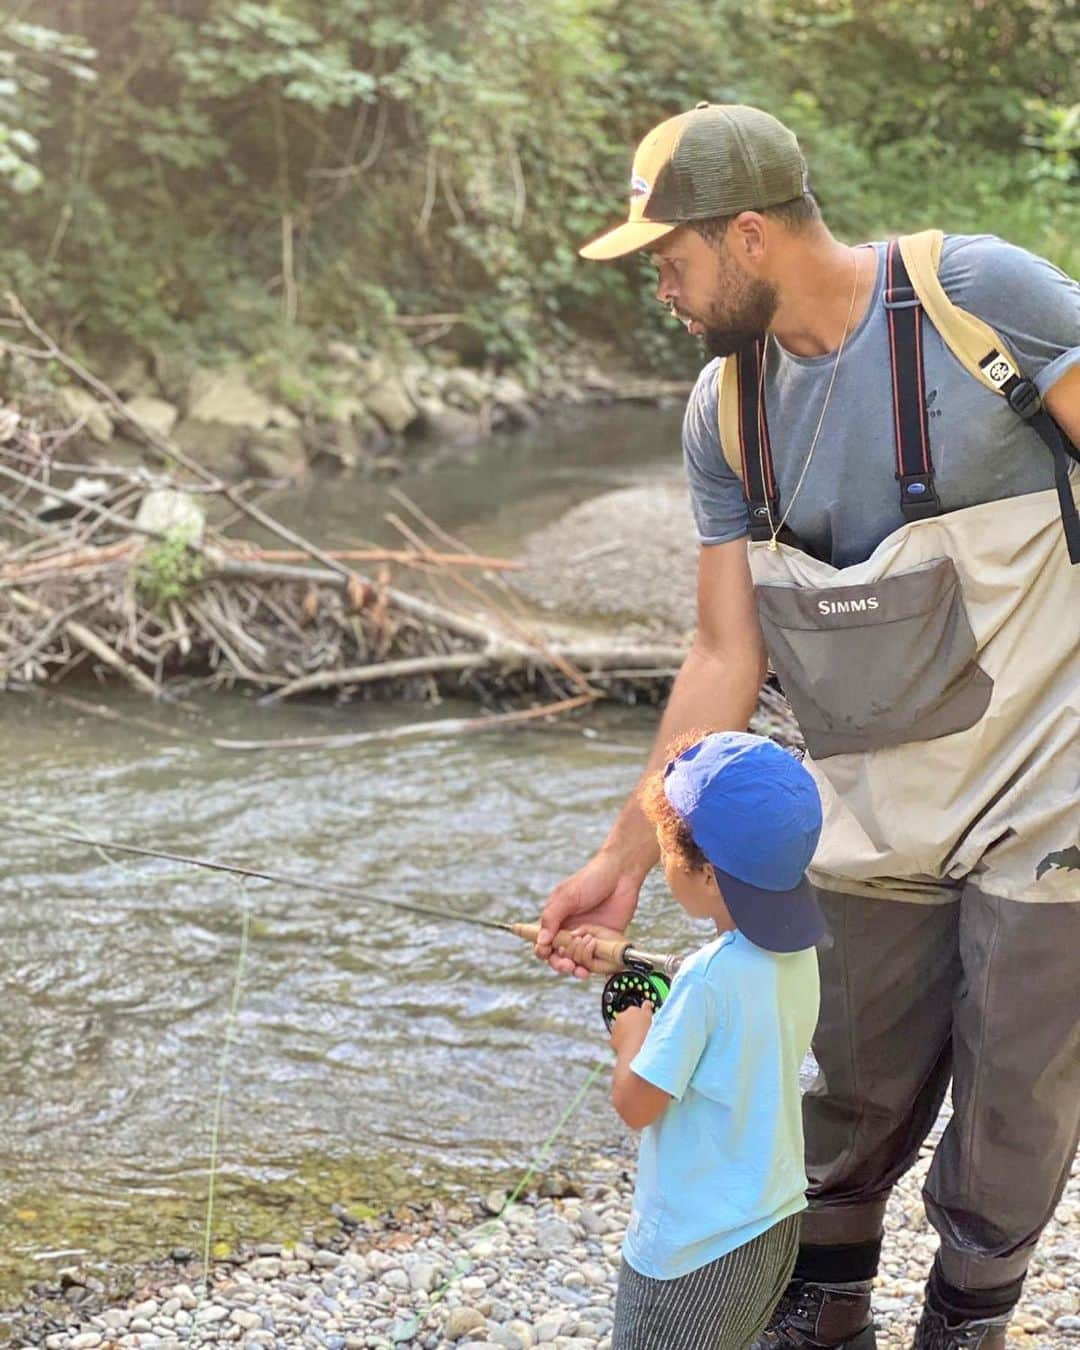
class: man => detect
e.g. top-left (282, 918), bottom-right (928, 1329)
top-left (537, 103), bottom-right (1080, 1350)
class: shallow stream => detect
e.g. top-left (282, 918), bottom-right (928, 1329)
top-left (0, 405), bottom-right (690, 1299)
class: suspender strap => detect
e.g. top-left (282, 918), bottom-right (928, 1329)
top-left (989, 365), bottom-right (1080, 565)
top-left (884, 240), bottom-right (941, 521)
top-left (735, 340), bottom-right (780, 542)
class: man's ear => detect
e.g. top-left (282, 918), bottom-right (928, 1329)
top-left (729, 211), bottom-right (767, 262)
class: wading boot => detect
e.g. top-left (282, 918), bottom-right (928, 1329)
top-left (752, 1279), bottom-right (876, 1349)
top-left (911, 1307), bottom-right (1009, 1349)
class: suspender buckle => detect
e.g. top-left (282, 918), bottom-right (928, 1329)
top-left (1006, 378), bottom-right (1042, 421)
top-left (883, 285), bottom-right (920, 310)
top-left (747, 499), bottom-right (778, 542)
top-left (898, 472), bottom-right (941, 521)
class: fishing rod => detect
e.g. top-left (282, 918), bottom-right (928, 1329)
top-left (5, 821), bottom-right (682, 1026)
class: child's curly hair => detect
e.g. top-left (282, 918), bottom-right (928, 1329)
top-left (638, 730), bottom-right (710, 873)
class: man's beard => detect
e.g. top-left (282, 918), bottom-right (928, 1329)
top-left (700, 277), bottom-right (779, 359)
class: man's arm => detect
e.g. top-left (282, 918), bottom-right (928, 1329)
top-left (537, 537), bottom-right (767, 976)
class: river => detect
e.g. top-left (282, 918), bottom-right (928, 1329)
top-left (0, 404), bottom-right (693, 1300)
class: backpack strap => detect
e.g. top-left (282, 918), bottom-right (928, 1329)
top-left (731, 341), bottom-right (780, 541)
top-left (884, 240), bottom-right (941, 520)
top-left (715, 231), bottom-right (1080, 562)
top-left (898, 229), bottom-right (1080, 563)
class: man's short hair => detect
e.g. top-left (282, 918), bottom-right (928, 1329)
top-left (690, 192), bottom-right (820, 246)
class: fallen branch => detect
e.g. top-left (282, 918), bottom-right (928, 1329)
top-left (262, 651), bottom-right (488, 702)
top-left (214, 692), bottom-right (601, 752)
top-left (7, 590), bottom-right (161, 699)
top-left (232, 546), bottom-right (522, 570)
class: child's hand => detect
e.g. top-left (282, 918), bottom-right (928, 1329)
top-left (609, 1001), bottom-right (653, 1056)
top-left (561, 925), bottom-right (627, 976)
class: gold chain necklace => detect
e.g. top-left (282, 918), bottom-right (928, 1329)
top-left (762, 248), bottom-right (865, 551)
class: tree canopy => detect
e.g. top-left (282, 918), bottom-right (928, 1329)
top-left (1, 0), bottom-right (1076, 372)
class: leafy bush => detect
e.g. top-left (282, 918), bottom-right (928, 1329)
top-left (0, 1), bottom-right (1075, 374)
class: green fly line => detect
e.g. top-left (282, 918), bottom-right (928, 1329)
top-left (387, 1061), bottom-right (606, 1347)
top-left (0, 811), bottom-right (612, 1335)
top-left (200, 888), bottom-right (251, 1303)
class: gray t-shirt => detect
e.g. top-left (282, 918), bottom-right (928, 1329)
top-left (683, 234), bottom-right (1080, 567)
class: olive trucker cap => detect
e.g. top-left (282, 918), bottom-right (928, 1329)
top-left (579, 103), bottom-right (806, 261)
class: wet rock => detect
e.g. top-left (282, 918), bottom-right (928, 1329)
top-left (364, 378), bottom-right (418, 435)
top-left (135, 487), bottom-right (206, 542)
top-left (123, 395), bottom-right (179, 439)
top-left (244, 427), bottom-right (308, 480)
top-left (59, 387), bottom-right (113, 443)
top-left (188, 365), bottom-right (274, 429)
top-left (441, 367), bottom-right (490, 410)
top-left (173, 418), bottom-right (249, 478)
top-left (416, 397), bottom-right (484, 447)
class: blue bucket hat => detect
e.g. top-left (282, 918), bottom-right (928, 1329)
top-left (663, 731), bottom-right (825, 953)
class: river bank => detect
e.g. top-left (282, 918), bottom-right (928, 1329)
top-left (7, 1138), bottom-right (1078, 1349)
top-left (1, 310), bottom-right (693, 487)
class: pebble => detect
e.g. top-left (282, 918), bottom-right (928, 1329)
top-left (13, 1149), bottom-right (1078, 1350)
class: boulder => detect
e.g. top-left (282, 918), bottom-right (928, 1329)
top-left (400, 363), bottom-right (437, 403)
top-left (123, 395), bottom-right (179, 440)
top-left (364, 377), bottom-right (418, 434)
top-left (244, 428), bottom-right (308, 481)
top-left (325, 339), bottom-right (365, 369)
top-left (58, 387), bottom-right (112, 443)
top-left (151, 345), bottom-right (198, 404)
top-left (491, 374), bottom-right (531, 410)
top-left (105, 352), bottom-right (157, 400)
top-left (268, 403), bottom-right (302, 431)
top-left (441, 366), bottom-right (490, 410)
top-left (173, 419), bottom-right (249, 479)
top-left (416, 397), bottom-right (484, 446)
top-left (135, 489), bottom-right (206, 544)
top-left (187, 365), bottom-right (274, 429)
top-left (356, 353), bottom-right (388, 392)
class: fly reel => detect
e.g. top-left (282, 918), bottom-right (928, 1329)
top-left (601, 963), bottom-right (671, 1033)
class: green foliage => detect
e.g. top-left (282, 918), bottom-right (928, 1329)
top-left (0, 0), bottom-right (1075, 373)
top-left (135, 530), bottom-right (205, 610)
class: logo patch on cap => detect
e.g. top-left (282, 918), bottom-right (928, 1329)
top-left (629, 174), bottom-right (650, 199)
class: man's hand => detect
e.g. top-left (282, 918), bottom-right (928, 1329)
top-left (537, 538), bottom-right (767, 979)
top-left (535, 851), bottom-right (647, 978)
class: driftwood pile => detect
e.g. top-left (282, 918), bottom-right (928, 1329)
top-left (0, 296), bottom-right (800, 751)
top-left (0, 297), bottom-right (698, 718)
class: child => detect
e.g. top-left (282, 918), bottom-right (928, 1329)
top-left (566, 730), bottom-right (824, 1350)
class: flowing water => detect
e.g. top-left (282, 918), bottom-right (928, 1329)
top-left (0, 404), bottom-right (691, 1299)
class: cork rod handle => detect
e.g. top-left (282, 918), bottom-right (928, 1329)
top-left (508, 921), bottom-right (629, 969)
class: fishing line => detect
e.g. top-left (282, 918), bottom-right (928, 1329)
top-left (0, 818), bottom-right (510, 935)
top-left (387, 1061), bottom-right (606, 1347)
top-left (0, 817), bottom-right (681, 975)
top-left (200, 887), bottom-right (251, 1301)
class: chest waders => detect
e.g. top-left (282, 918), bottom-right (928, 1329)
top-left (717, 230), bottom-right (1080, 1295)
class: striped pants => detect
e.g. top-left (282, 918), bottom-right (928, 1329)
top-left (612, 1213), bottom-right (801, 1350)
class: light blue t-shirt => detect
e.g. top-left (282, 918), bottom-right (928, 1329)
top-left (623, 930), bottom-right (820, 1280)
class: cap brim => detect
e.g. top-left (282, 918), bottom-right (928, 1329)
top-left (579, 220), bottom-right (677, 261)
top-left (713, 869), bottom-right (826, 954)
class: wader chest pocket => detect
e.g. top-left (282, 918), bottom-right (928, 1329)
top-left (755, 558), bottom-right (993, 759)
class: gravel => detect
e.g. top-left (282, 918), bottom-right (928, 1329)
top-left (10, 1143), bottom-right (1076, 1350)
top-left (512, 478), bottom-right (699, 640)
